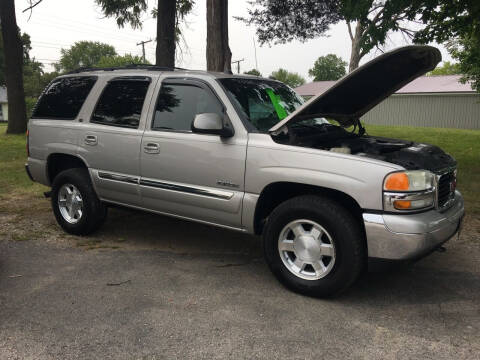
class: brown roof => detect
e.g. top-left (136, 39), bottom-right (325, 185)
top-left (295, 75), bottom-right (476, 97)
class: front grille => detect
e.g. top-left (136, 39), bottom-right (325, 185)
top-left (437, 171), bottom-right (456, 208)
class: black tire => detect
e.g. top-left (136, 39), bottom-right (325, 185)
top-left (263, 195), bottom-right (365, 297)
top-left (51, 168), bottom-right (107, 235)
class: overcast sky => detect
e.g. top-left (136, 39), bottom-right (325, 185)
top-left (15, 0), bottom-right (452, 79)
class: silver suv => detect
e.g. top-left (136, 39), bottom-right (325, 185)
top-left (26, 46), bottom-right (464, 296)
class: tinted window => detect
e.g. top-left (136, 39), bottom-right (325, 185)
top-left (91, 79), bottom-right (150, 128)
top-left (152, 83), bottom-right (223, 131)
top-left (33, 76), bottom-right (97, 119)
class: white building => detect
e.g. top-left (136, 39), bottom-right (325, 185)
top-left (0, 87), bottom-right (8, 122)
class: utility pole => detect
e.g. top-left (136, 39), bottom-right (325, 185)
top-left (231, 58), bottom-right (244, 74)
top-left (136, 39), bottom-right (152, 63)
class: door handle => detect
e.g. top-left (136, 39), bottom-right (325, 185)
top-left (144, 142), bottom-right (160, 154)
top-left (84, 135), bottom-right (97, 146)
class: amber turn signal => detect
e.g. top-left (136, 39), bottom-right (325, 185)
top-left (393, 200), bottom-right (411, 209)
top-left (384, 172), bottom-right (409, 191)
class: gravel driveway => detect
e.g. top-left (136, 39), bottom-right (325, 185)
top-left (1, 197), bottom-right (479, 359)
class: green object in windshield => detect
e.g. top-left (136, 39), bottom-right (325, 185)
top-left (265, 88), bottom-right (288, 120)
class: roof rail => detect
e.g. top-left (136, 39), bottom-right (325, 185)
top-left (67, 64), bottom-right (187, 74)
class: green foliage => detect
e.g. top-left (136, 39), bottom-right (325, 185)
top-left (269, 68), bottom-right (306, 88)
top-left (96, 54), bottom-right (149, 67)
top-left (244, 69), bottom-right (262, 76)
top-left (55, 41), bottom-right (117, 72)
top-left (95, 0), bottom-right (147, 29)
top-left (25, 97), bottom-right (37, 119)
top-left (448, 35), bottom-right (480, 93)
top-left (240, 0), bottom-right (341, 44)
top-left (344, 0), bottom-right (418, 58)
top-left (151, 0), bottom-right (194, 21)
top-left (97, 0), bottom-right (195, 45)
top-left (242, 1), bottom-right (420, 70)
top-left (412, 1), bottom-right (479, 44)
top-left (412, 0), bottom-right (480, 93)
top-left (427, 61), bottom-right (462, 76)
top-left (0, 29), bottom-right (36, 86)
top-left (0, 29), bottom-right (57, 102)
top-left (308, 54), bottom-right (347, 81)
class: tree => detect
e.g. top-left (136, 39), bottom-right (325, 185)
top-left (269, 69), bottom-right (306, 88)
top-left (244, 69), bottom-right (262, 76)
top-left (55, 41), bottom-right (116, 73)
top-left (427, 61), bottom-right (462, 76)
top-left (1, 30), bottom-right (34, 85)
top-left (96, 54), bottom-right (149, 67)
top-left (308, 54), bottom-right (347, 81)
top-left (240, 0), bottom-right (341, 45)
top-left (242, 0), bottom-right (421, 72)
top-left (448, 36), bottom-right (480, 92)
top-left (96, 0), bottom-right (194, 67)
top-left (0, 0), bottom-right (27, 133)
top-left (155, 0), bottom-right (176, 67)
top-left (411, 0), bottom-right (480, 92)
top-left (206, 0), bottom-right (231, 72)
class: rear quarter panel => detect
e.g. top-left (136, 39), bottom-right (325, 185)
top-left (27, 120), bottom-right (83, 185)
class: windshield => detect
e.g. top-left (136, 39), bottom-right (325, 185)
top-left (219, 78), bottom-right (329, 132)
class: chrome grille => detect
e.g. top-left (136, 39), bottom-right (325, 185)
top-left (437, 170), bottom-right (456, 208)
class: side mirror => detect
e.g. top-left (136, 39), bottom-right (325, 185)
top-left (191, 113), bottom-right (234, 137)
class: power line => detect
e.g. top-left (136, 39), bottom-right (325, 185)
top-left (26, 12), bottom-right (151, 42)
top-left (31, 41), bottom-right (140, 54)
top-left (28, 18), bottom-right (146, 44)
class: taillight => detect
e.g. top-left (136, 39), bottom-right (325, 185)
top-left (26, 129), bottom-right (30, 157)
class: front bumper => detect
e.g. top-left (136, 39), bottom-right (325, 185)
top-left (363, 191), bottom-right (464, 260)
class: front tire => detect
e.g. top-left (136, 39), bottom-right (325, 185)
top-left (51, 168), bottom-right (107, 235)
top-left (263, 195), bottom-right (365, 297)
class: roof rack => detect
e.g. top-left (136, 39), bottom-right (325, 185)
top-left (67, 64), bottom-right (187, 74)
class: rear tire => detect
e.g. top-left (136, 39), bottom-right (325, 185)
top-left (263, 195), bottom-right (365, 297)
top-left (51, 168), bottom-right (107, 235)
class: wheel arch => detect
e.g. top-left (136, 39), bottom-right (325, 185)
top-left (253, 182), bottom-right (365, 236)
top-left (46, 153), bottom-right (88, 184)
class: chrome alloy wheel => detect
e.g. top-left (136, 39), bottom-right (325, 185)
top-left (58, 183), bottom-right (83, 224)
top-left (278, 219), bottom-right (336, 280)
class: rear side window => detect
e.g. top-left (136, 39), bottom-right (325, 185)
top-left (91, 78), bottom-right (150, 129)
top-left (152, 83), bottom-right (223, 131)
top-left (33, 76), bottom-right (97, 119)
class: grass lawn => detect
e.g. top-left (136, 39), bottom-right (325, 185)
top-left (1, 122), bottom-right (479, 214)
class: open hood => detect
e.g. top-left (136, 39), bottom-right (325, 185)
top-left (269, 45), bottom-right (441, 133)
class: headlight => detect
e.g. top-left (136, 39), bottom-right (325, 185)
top-left (383, 170), bottom-right (435, 211)
top-left (384, 170), bottom-right (435, 191)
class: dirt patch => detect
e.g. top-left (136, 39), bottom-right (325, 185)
top-left (0, 191), bottom-right (478, 256)
top-left (0, 192), bottom-right (261, 256)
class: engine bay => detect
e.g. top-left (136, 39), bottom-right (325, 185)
top-left (273, 123), bottom-right (456, 173)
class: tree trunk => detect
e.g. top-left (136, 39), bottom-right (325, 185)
top-left (349, 21), bottom-right (364, 73)
top-left (206, 0), bottom-right (231, 72)
top-left (156, 0), bottom-right (176, 68)
top-left (0, 0), bottom-right (27, 134)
